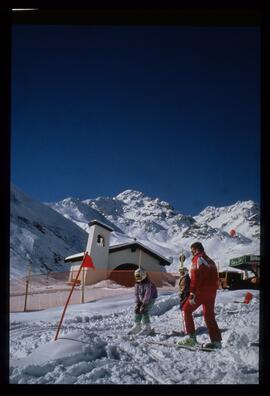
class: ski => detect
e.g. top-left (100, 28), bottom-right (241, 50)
top-left (146, 340), bottom-right (216, 352)
top-left (175, 344), bottom-right (215, 352)
top-left (127, 329), bottom-right (157, 338)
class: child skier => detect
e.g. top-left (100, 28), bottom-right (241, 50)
top-left (128, 268), bottom-right (158, 336)
top-left (178, 267), bottom-right (191, 310)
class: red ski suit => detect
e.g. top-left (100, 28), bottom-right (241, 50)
top-left (182, 252), bottom-right (222, 342)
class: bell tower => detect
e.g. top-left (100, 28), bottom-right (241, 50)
top-left (86, 220), bottom-right (113, 269)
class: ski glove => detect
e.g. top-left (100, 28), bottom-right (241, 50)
top-left (134, 303), bottom-right (142, 314)
top-left (139, 304), bottom-right (146, 314)
top-left (189, 292), bottom-right (196, 305)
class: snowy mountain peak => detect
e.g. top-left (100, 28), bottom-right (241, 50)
top-left (46, 197), bottom-right (82, 209)
top-left (199, 200), bottom-right (258, 215)
top-left (60, 197), bottom-right (79, 205)
top-left (115, 190), bottom-right (175, 212)
top-left (115, 189), bottom-right (146, 202)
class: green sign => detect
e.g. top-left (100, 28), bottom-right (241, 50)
top-left (229, 255), bottom-right (260, 270)
top-left (249, 255), bottom-right (260, 262)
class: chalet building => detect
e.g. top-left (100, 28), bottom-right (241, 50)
top-left (218, 255), bottom-right (260, 290)
top-left (65, 219), bottom-right (172, 287)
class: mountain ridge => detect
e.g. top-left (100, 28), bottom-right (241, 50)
top-left (47, 189), bottom-right (260, 271)
top-left (10, 185), bottom-right (260, 278)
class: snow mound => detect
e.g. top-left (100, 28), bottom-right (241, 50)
top-left (10, 330), bottom-right (107, 370)
top-left (151, 294), bottom-right (179, 316)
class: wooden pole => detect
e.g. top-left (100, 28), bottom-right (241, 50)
top-left (23, 279), bottom-right (29, 312)
top-left (54, 253), bottom-right (86, 341)
top-left (81, 267), bottom-right (85, 304)
top-left (46, 270), bottom-right (49, 289)
top-left (23, 262), bottom-right (31, 312)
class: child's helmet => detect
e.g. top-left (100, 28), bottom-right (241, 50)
top-left (134, 268), bottom-right (147, 282)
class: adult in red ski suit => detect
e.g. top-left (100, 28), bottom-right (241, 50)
top-left (182, 242), bottom-right (222, 343)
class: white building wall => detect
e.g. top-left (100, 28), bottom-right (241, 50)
top-left (69, 263), bottom-right (81, 282)
top-left (67, 243), bottom-right (167, 286)
top-left (68, 262), bottom-right (108, 285)
top-left (108, 248), bottom-right (165, 272)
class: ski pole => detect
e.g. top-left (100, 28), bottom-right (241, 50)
top-left (178, 252), bottom-right (186, 333)
top-left (139, 249), bottom-right (142, 269)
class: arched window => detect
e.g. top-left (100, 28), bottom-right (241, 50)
top-left (97, 234), bottom-right (105, 247)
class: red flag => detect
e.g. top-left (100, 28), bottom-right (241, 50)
top-left (243, 292), bottom-right (253, 304)
top-left (82, 253), bottom-right (95, 269)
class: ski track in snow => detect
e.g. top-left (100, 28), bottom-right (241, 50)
top-left (9, 289), bottom-right (259, 384)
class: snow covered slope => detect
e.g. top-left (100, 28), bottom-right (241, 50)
top-left (9, 289), bottom-right (260, 384)
top-left (10, 184), bottom-right (88, 278)
top-left (47, 197), bottom-right (122, 233)
top-left (47, 189), bottom-right (260, 272)
top-left (194, 200), bottom-right (260, 239)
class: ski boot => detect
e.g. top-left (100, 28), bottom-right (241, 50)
top-left (127, 322), bottom-right (142, 335)
top-left (202, 341), bottom-right (222, 349)
top-left (176, 333), bottom-right (198, 347)
top-left (138, 323), bottom-right (154, 336)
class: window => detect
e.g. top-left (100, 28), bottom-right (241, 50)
top-left (97, 234), bottom-right (105, 247)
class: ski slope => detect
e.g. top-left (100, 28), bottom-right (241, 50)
top-left (10, 288), bottom-right (259, 384)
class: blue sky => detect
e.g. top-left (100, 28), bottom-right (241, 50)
top-left (11, 25), bottom-right (260, 215)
